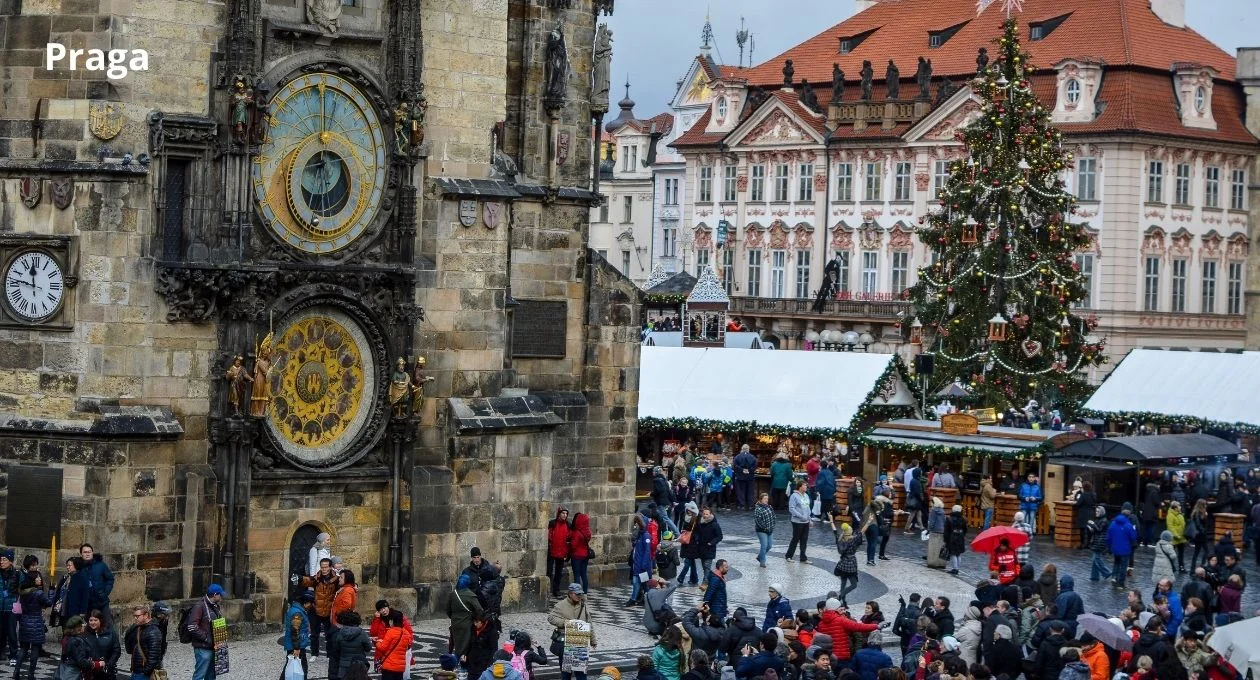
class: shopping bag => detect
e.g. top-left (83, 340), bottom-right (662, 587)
top-left (284, 656), bottom-right (305, 680)
top-left (811, 498), bottom-right (822, 518)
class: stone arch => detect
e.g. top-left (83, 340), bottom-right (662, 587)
top-left (283, 519), bottom-right (336, 598)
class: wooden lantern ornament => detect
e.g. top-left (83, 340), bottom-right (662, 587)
top-left (961, 223), bottom-right (979, 244)
top-left (1059, 316), bottom-right (1072, 346)
top-left (987, 313), bottom-right (1009, 342)
top-left (909, 317), bottom-right (923, 345)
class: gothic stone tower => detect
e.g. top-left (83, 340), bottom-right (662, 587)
top-left (0, 0), bottom-right (636, 623)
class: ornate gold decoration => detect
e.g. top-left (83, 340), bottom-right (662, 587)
top-left (225, 356), bottom-right (251, 415)
top-left (249, 332), bottom-right (274, 417)
top-left (89, 101), bottom-right (123, 141)
top-left (388, 357), bottom-right (412, 418)
top-left (269, 316), bottom-right (365, 448)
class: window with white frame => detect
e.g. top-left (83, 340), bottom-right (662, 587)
top-left (864, 162), bottom-right (882, 202)
top-left (893, 162), bottom-right (912, 201)
top-left (621, 145), bottom-right (632, 172)
top-left (933, 160), bottom-right (950, 198)
top-left (598, 202), bottom-right (609, 223)
top-left (1231, 169), bottom-right (1246, 210)
top-left (662, 226), bottom-right (677, 257)
top-left (835, 163), bottom-right (854, 202)
top-left (834, 251), bottom-right (851, 293)
top-left (890, 251), bottom-right (909, 295)
top-left (774, 164), bottom-right (789, 202)
top-left (696, 248), bottom-right (710, 275)
top-left (1147, 161), bottom-right (1163, 203)
top-left (1171, 257), bottom-right (1187, 312)
top-left (623, 195), bottom-right (633, 222)
top-left (1205, 166), bottom-right (1220, 208)
top-left (1144, 256), bottom-right (1160, 311)
top-left (798, 163), bottom-right (814, 202)
top-left (722, 166), bottom-right (738, 202)
top-left (1065, 79), bottom-right (1081, 105)
top-left (1076, 157), bottom-right (1097, 201)
top-left (1174, 163), bottom-right (1191, 205)
top-left (1074, 253), bottom-right (1094, 308)
top-left (770, 249), bottom-right (787, 297)
top-left (1228, 261), bottom-right (1243, 314)
top-left (861, 251), bottom-right (878, 294)
top-left (698, 167), bottom-right (713, 202)
top-left (1202, 260), bottom-right (1217, 313)
top-left (665, 178), bottom-right (679, 205)
top-left (750, 165), bottom-right (765, 202)
top-left (621, 250), bottom-right (631, 275)
top-left (747, 249), bottom-right (762, 296)
top-left (597, 249), bottom-right (608, 260)
top-left (721, 249), bottom-right (734, 295)
top-left (795, 250), bottom-right (811, 298)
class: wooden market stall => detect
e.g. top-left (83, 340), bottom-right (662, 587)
top-left (637, 345), bottom-right (920, 497)
top-left (854, 415), bottom-right (1078, 533)
top-left (1050, 433), bottom-right (1243, 543)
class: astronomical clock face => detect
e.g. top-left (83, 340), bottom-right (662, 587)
top-left (253, 72), bottom-right (388, 254)
top-left (266, 308), bottom-right (378, 467)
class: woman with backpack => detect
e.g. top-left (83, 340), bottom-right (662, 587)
top-left (505, 631), bottom-right (548, 680)
top-left (374, 610), bottom-right (411, 680)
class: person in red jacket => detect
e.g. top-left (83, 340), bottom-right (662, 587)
top-left (368, 600), bottom-right (413, 642)
top-left (569, 513), bottom-right (593, 594)
top-left (815, 598), bottom-right (878, 667)
top-left (373, 610), bottom-right (411, 680)
top-left (547, 507), bottom-right (572, 598)
top-left (988, 539), bottom-right (1018, 585)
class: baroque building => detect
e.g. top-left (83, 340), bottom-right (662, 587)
top-left (668, 0), bottom-right (1260, 367)
top-left (0, 0), bottom-right (635, 623)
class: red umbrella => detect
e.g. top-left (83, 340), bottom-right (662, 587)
top-left (970, 525), bottom-right (1030, 553)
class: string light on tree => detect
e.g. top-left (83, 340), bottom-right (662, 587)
top-left (907, 17), bottom-right (1106, 412)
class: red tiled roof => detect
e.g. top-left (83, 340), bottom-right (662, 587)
top-left (630, 112), bottom-right (675, 136)
top-left (768, 90), bottom-right (829, 137)
top-left (669, 108), bottom-right (723, 148)
top-left (741, 0), bottom-right (1237, 85)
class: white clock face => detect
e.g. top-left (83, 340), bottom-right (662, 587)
top-left (4, 251), bottom-right (64, 322)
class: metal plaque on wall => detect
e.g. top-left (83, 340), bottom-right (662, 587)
top-left (5, 466), bottom-right (63, 548)
top-left (511, 299), bottom-right (568, 358)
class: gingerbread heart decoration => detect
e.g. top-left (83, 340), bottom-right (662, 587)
top-left (1021, 339), bottom-right (1043, 358)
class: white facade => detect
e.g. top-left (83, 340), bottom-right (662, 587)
top-left (590, 121), bottom-right (656, 285)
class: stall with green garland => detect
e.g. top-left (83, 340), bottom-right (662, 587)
top-left (637, 345), bottom-right (920, 497)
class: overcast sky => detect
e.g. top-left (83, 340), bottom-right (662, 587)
top-left (604, 0), bottom-right (1259, 118)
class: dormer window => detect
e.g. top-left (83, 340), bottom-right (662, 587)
top-left (1029, 13), bottom-right (1070, 41)
top-left (838, 28), bottom-right (877, 55)
top-left (717, 97), bottom-right (728, 120)
top-left (840, 39), bottom-right (855, 54)
top-left (1194, 86), bottom-right (1206, 113)
top-left (928, 21), bottom-right (968, 49)
top-left (1065, 79), bottom-right (1081, 105)
top-left (1172, 64), bottom-right (1218, 130)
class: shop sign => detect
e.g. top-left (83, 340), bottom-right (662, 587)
top-left (941, 413), bottom-right (979, 436)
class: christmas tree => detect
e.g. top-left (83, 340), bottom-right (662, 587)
top-left (908, 17), bottom-right (1106, 413)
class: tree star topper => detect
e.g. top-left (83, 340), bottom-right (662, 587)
top-left (977, 0), bottom-right (1023, 16)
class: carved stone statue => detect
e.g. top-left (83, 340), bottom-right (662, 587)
top-left (225, 356), bottom-right (251, 416)
top-left (798, 79), bottom-right (819, 111)
top-left (935, 78), bottom-right (956, 106)
top-left (831, 63), bottom-right (845, 103)
top-left (389, 357), bottom-right (413, 418)
top-left (544, 19), bottom-right (570, 106)
top-left (592, 24), bottom-right (613, 114)
top-left (886, 60), bottom-right (900, 100)
top-left (782, 59), bottom-right (794, 87)
top-left (411, 356), bottom-right (435, 413)
top-left (976, 47), bottom-right (990, 73)
top-left (393, 101), bottom-right (411, 156)
top-left (746, 86), bottom-right (767, 112)
top-left (248, 332), bottom-right (274, 418)
top-left (305, 0), bottom-right (341, 35)
top-left (860, 60), bottom-right (874, 101)
top-left (229, 79), bottom-right (253, 144)
top-left (916, 57), bottom-right (933, 101)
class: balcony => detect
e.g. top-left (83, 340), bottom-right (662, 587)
top-left (729, 294), bottom-right (912, 321)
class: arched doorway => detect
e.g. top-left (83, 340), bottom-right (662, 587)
top-left (288, 523), bottom-right (324, 601)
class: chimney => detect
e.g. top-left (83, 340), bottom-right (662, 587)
top-left (1148, 0), bottom-right (1184, 28)
top-left (855, 0), bottom-right (879, 13)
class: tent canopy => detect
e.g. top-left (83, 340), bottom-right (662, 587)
top-left (639, 346), bottom-right (915, 433)
top-left (858, 419), bottom-right (1073, 459)
top-left (1082, 349), bottom-right (1260, 430)
top-left (1055, 433), bottom-right (1241, 463)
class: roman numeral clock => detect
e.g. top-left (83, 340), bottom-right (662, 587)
top-left (0, 236), bottom-right (77, 330)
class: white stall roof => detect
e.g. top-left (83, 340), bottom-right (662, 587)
top-left (1082, 349), bottom-right (1260, 429)
top-left (640, 346), bottom-right (914, 432)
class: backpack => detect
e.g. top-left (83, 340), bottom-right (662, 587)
top-left (510, 650), bottom-right (528, 676)
top-left (177, 605), bottom-right (195, 644)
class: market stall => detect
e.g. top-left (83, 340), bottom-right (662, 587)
top-left (1050, 433), bottom-right (1243, 541)
top-left (854, 415), bottom-right (1079, 533)
top-left (638, 345), bottom-right (920, 496)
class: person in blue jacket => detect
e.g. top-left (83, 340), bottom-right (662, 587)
top-left (1053, 575), bottom-right (1084, 637)
top-left (1018, 473), bottom-right (1043, 534)
top-left (628, 514), bottom-right (655, 607)
top-left (702, 560), bottom-right (729, 622)
top-left (59, 557), bottom-right (93, 622)
top-left (762, 584), bottom-right (792, 632)
top-left (1106, 503), bottom-right (1139, 588)
top-left (1152, 579), bottom-right (1182, 636)
top-left (732, 445), bottom-right (759, 511)
top-left (852, 629), bottom-right (893, 680)
top-left (815, 463), bottom-right (837, 520)
top-left (733, 632), bottom-right (785, 680)
top-left (284, 592), bottom-right (315, 678)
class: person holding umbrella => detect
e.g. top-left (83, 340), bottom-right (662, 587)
top-left (970, 526), bottom-right (1028, 586)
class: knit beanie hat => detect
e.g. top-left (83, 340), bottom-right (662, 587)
top-left (825, 598), bottom-right (842, 611)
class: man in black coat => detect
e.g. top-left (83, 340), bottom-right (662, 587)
top-left (1180, 568), bottom-right (1215, 616)
top-left (652, 467), bottom-right (675, 511)
top-left (925, 597), bottom-right (954, 637)
top-left (1033, 621), bottom-right (1068, 680)
top-left (79, 544), bottom-right (115, 627)
top-left (979, 601), bottom-right (1009, 662)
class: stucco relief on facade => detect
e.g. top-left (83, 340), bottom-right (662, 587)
top-left (831, 222), bottom-right (855, 250)
top-left (769, 220), bottom-right (790, 249)
top-left (793, 223), bottom-right (814, 249)
top-left (888, 223), bottom-right (914, 251)
top-left (1142, 226), bottom-right (1167, 255)
top-left (1170, 228), bottom-right (1194, 256)
top-left (744, 109), bottom-right (809, 145)
top-left (745, 222), bottom-right (767, 248)
top-left (1201, 230), bottom-right (1223, 259)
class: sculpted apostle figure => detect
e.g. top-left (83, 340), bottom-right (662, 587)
top-left (225, 356), bottom-right (252, 415)
top-left (592, 24), bottom-right (613, 113)
top-left (306, 0), bottom-right (341, 34)
top-left (389, 357), bottom-right (413, 418)
top-left (248, 333), bottom-right (274, 418)
top-left (411, 356), bottom-right (435, 413)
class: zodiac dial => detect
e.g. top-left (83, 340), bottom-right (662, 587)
top-left (266, 308), bottom-right (378, 466)
top-left (253, 72), bottom-right (388, 254)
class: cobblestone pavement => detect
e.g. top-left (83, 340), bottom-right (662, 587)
top-left (14, 506), bottom-right (1258, 679)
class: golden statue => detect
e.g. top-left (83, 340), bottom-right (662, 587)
top-left (225, 356), bottom-right (252, 415)
top-left (249, 332), bottom-right (274, 418)
top-left (411, 356), bottom-right (435, 413)
top-left (388, 357), bottom-right (412, 418)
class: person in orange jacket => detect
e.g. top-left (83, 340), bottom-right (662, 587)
top-left (328, 569), bottom-right (359, 680)
top-left (373, 610), bottom-right (411, 680)
top-left (1079, 634), bottom-right (1110, 680)
top-left (368, 599), bottom-right (412, 641)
